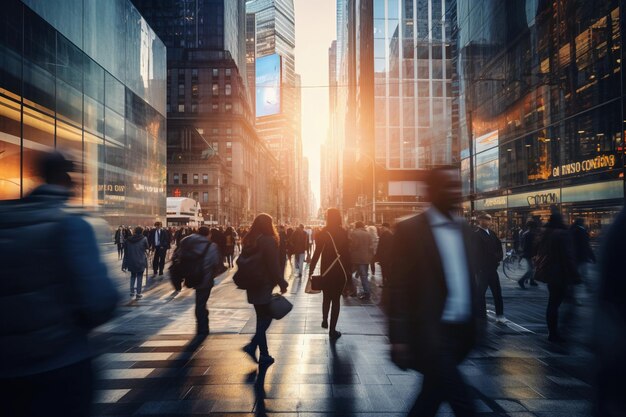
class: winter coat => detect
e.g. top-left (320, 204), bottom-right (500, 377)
top-left (289, 228), bottom-right (308, 254)
top-left (122, 234), bottom-right (149, 273)
top-left (570, 225), bottom-right (596, 264)
top-left (245, 235), bottom-right (288, 305)
top-left (473, 228), bottom-right (503, 272)
top-left (350, 228), bottom-right (373, 264)
top-left (309, 227), bottom-right (351, 295)
top-left (375, 228), bottom-right (394, 264)
top-left (0, 185), bottom-right (119, 378)
top-left (521, 229), bottom-right (538, 259)
top-left (537, 226), bottom-right (579, 286)
top-left (178, 234), bottom-right (220, 289)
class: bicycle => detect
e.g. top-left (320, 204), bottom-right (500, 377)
top-left (502, 249), bottom-right (525, 278)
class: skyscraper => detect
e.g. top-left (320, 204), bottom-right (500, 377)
top-left (246, 0), bottom-right (303, 223)
top-left (132, 0), bottom-right (277, 225)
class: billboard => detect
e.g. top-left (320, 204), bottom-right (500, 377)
top-left (255, 54), bottom-right (282, 117)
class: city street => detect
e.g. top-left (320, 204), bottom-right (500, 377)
top-left (91, 246), bottom-right (597, 417)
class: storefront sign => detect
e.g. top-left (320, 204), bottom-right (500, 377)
top-left (561, 180), bottom-right (624, 203)
top-left (508, 188), bottom-right (561, 208)
top-left (552, 155), bottom-right (616, 177)
top-left (97, 184), bottom-right (126, 195)
top-left (475, 196), bottom-right (507, 210)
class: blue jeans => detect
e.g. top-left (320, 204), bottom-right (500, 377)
top-left (355, 264), bottom-right (370, 295)
top-left (130, 270), bottom-right (144, 294)
top-left (294, 253), bottom-right (305, 276)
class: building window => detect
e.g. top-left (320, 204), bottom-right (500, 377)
top-left (193, 174), bottom-right (199, 184)
top-left (212, 83), bottom-right (219, 96)
top-left (191, 68), bottom-right (198, 79)
top-left (225, 68), bottom-right (231, 77)
top-left (225, 84), bottom-right (232, 96)
top-left (212, 103), bottom-right (218, 112)
top-left (192, 84), bottom-right (199, 97)
top-left (192, 192), bottom-right (199, 201)
top-left (182, 174), bottom-right (188, 184)
top-left (212, 128), bottom-right (219, 134)
top-left (203, 192), bottom-right (209, 203)
top-left (226, 128), bottom-right (232, 135)
top-left (212, 142), bottom-right (219, 152)
top-left (178, 104), bottom-right (185, 112)
top-left (226, 141), bottom-right (232, 149)
top-left (202, 174), bottom-right (208, 184)
top-left (178, 83), bottom-right (185, 96)
top-left (212, 68), bottom-right (219, 77)
top-left (191, 103), bottom-right (198, 112)
top-left (225, 103), bottom-right (232, 112)
top-left (173, 173), bottom-right (179, 184)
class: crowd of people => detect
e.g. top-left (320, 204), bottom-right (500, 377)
top-left (1, 153), bottom-right (624, 417)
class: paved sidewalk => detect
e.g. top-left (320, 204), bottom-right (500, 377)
top-left (91, 257), bottom-right (596, 417)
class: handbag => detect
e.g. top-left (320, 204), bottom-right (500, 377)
top-left (305, 276), bottom-right (321, 294)
top-left (310, 232), bottom-right (348, 292)
top-left (268, 293), bottom-right (293, 320)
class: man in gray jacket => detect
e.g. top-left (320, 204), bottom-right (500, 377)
top-left (0, 152), bottom-right (119, 417)
top-left (350, 221), bottom-right (374, 300)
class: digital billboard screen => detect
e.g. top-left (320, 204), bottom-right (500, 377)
top-left (255, 54), bottom-right (282, 117)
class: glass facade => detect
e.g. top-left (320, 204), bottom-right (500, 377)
top-left (0, 0), bottom-right (167, 226)
top-left (454, 0), bottom-right (625, 239)
top-left (373, 0), bottom-right (454, 169)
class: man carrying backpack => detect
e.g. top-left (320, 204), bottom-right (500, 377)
top-left (171, 226), bottom-right (219, 335)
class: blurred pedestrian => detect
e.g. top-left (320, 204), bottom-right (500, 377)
top-left (388, 166), bottom-right (478, 417)
top-left (289, 224), bottom-right (308, 277)
top-left (224, 226), bottom-right (236, 268)
top-left (278, 225), bottom-right (288, 273)
top-left (375, 222), bottom-right (394, 288)
top-left (122, 226), bottom-right (149, 299)
top-left (594, 207), bottom-right (626, 417)
top-left (570, 218), bottom-right (596, 293)
top-left (0, 152), bottom-right (119, 417)
top-left (148, 221), bottom-right (171, 278)
top-left (366, 221), bottom-right (379, 275)
top-left (114, 225), bottom-right (127, 259)
top-left (350, 221), bottom-right (373, 300)
top-left (241, 214), bottom-right (288, 365)
top-left (309, 208), bottom-right (351, 340)
top-left (473, 213), bottom-right (505, 323)
top-left (518, 220), bottom-right (539, 289)
top-left (534, 211), bottom-right (579, 343)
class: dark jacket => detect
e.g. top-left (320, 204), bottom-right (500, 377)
top-left (375, 228), bottom-right (394, 264)
top-left (537, 224), bottom-right (579, 286)
top-left (570, 225), bottom-right (596, 264)
top-left (350, 227), bottom-right (373, 264)
top-left (388, 213), bottom-right (479, 373)
top-left (245, 235), bottom-right (289, 304)
top-left (176, 234), bottom-right (219, 289)
top-left (0, 185), bottom-right (119, 378)
top-left (278, 230), bottom-right (288, 256)
top-left (289, 228), bottom-right (308, 254)
top-left (473, 227), bottom-right (503, 272)
top-left (309, 227), bottom-right (351, 295)
top-left (148, 228), bottom-right (171, 249)
top-left (521, 229), bottom-right (538, 259)
top-left (122, 234), bottom-right (149, 273)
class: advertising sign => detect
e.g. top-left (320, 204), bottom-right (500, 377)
top-left (256, 54), bottom-right (282, 117)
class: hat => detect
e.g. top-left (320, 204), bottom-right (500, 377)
top-left (477, 213), bottom-right (492, 221)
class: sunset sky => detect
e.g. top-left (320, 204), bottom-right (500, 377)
top-left (294, 0), bottom-right (336, 210)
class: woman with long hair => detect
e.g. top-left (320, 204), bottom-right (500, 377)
top-left (309, 208), bottom-right (351, 340)
top-left (242, 214), bottom-right (288, 364)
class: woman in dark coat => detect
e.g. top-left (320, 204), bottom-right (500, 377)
top-left (309, 208), bottom-right (351, 339)
top-left (122, 226), bottom-right (149, 299)
top-left (536, 211), bottom-right (579, 342)
top-left (242, 214), bottom-right (289, 365)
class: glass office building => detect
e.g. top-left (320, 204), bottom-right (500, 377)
top-left (454, 0), bottom-right (625, 239)
top-left (0, 0), bottom-right (167, 226)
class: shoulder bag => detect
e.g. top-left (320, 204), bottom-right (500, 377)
top-left (309, 232), bottom-right (348, 291)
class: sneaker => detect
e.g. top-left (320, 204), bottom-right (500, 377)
top-left (243, 343), bottom-right (258, 363)
top-left (258, 354), bottom-right (275, 365)
top-left (495, 315), bottom-right (507, 324)
top-left (321, 320), bottom-right (328, 329)
top-left (136, 294), bottom-right (143, 299)
top-left (329, 330), bottom-right (342, 340)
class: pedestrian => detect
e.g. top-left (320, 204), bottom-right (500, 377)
top-left (518, 220), bottom-right (539, 289)
top-left (473, 213), bottom-right (505, 323)
top-left (570, 218), bottom-right (596, 292)
top-left (375, 222), bottom-right (394, 288)
top-left (114, 225), bottom-right (126, 259)
top-left (289, 224), bottom-right (308, 277)
top-left (366, 221), bottom-right (379, 275)
top-left (242, 214), bottom-right (288, 365)
top-left (278, 225), bottom-right (288, 273)
top-left (224, 226), bottom-right (236, 268)
top-left (594, 207), bottom-right (626, 417)
top-left (309, 208), bottom-right (351, 340)
top-left (0, 152), bottom-right (119, 417)
top-left (177, 227), bottom-right (219, 335)
top-left (304, 224), bottom-right (313, 262)
top-left (350, 221), bottom-right (373, 300)
top-left (388, 166), bottom-right (479, 417)
top-left (535, 211), bottom-right (579, 342)
top-left (148, 221), bottom-right (171, 278)
top-left (122, 226), bottom-right (149, 299)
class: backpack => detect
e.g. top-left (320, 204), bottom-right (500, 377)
top-left (233, 238), bottom-right (264, 290)
top-left (170, 239), bottom-right (212, 289)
